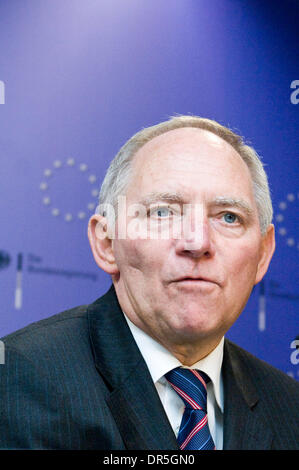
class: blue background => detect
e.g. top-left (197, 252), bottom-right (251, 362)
top-left (0, 0), bottom-right (298, 379)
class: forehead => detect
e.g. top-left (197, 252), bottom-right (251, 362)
top-left (128, 127), bottom-right (254, 202)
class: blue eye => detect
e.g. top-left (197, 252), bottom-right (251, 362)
top-left (155, 207), bottom-right (171, 218)
top-left (223, 212), bottom-right (238, 224)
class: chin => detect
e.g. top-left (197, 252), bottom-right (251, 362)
top-left (170, 312), bottom-right (218, 340)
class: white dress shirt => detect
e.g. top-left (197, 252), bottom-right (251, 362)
top-left (124, 314), bottom-right (224, 450)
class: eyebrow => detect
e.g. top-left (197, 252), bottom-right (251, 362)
top-left (210, 197), bottom-right (254, 217)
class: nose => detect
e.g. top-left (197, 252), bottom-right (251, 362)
top-left (175, 212), bottom-right (215, 258)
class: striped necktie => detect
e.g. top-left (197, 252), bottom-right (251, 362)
top-left (165, 367), bottom-right (216, 450)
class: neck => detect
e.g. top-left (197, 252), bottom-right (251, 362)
top-left (154, 334), bottom-right (222, 366)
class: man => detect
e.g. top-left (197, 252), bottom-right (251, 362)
top-left (0, 115), bottom-right (298, 450)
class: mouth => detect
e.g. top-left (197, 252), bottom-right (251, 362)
top-left (173, 276), bottom-right (219, 286)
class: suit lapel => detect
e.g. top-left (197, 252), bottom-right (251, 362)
top-left (223, 340), bottom-right (274, 450)
top-left (107, 361), bottom-right (179, 450)
top-left (87, 285), bottom-right (179, 450)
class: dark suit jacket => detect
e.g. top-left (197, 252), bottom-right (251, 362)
top-left (0, 285), bottom-right (298, 450)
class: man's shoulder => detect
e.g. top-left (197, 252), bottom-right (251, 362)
top-left (0, 286), bottom-right (120, 368)
top-left (1, 303), bottom-right (90, 360)
top-left (224, 338), bottom-right (299, 394)
top-left (224, 340), bottom-right (299, 449)
top-left (2, 303), bottom-right (88, 339)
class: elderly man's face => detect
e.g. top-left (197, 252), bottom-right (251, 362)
top-left (95, 128), bottom-right (275, 358)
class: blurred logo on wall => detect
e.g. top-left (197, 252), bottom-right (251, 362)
top-left (13, 252), bottom-right (98, 310)
top-left (257, 190), bottom-right (298, 332)
top-left (0, 250), bottom-right (98, 311)
top-left (0, 251), bottom-right (11, 270)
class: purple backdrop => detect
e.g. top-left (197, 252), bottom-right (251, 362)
top-left (0, 0), bottom-right (298, 379)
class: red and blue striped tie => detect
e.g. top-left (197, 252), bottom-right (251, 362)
top-left (165, 367), bottom-right (216, 450)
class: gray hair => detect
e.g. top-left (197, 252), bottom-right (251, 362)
top-left (97, 115), bottom-right (273, 235)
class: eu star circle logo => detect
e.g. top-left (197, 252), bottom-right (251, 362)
top-left (275, 192), bottom-right (299, 251)
top-left (39, 158), bottom-right (99, 223)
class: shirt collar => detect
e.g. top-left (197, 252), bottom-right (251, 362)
top-left (124, 313), bottom-right (224, 412)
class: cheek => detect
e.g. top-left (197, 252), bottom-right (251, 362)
top-left (113, 240), bottom-right (165, 279)
top-left (226, 243), bottom-right (261, 287)
top-left (113, 240), bottom-right (143, 273)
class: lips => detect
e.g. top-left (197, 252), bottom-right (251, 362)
top-left (174, 276), bottom-right (219, 285)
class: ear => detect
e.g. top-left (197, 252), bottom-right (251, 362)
top-left (254, 224), bottom-right (275, 285)
top-left (88, 214), bottom-right (119, 275)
